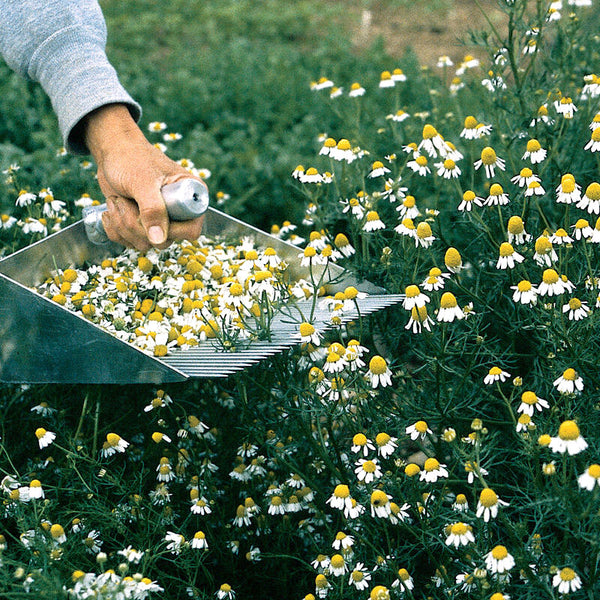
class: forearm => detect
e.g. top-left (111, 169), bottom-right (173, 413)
top-left (0, 0), bottom-right (140, 154)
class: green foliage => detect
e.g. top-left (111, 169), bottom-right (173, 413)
top-left (3, 1), bottom-right (600, 599)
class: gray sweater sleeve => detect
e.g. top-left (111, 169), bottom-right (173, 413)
top-left (0, 0), bottom-right (141, 155)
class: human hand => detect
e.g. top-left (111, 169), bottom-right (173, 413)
top-left (84, 104), bottom-right (207, 251)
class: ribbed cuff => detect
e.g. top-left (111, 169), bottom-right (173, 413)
top-left (28, 24), bottom-right (141, 155)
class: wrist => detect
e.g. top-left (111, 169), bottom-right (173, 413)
top-left (83, 103), bottom-right (146, 161)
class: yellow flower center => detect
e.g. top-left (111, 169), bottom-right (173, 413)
top-left (559, 567), bottom-right (576, 582)
top-left (337, 139), bottom-right (351, 151)
top-left (444, 247), bottom-right (462, 268)
top-left (402, 218), bottom-right (415, 230)
top-left (489, 183), bottom-right (504, 195)
top-left (491, 545), bottom-right (508, 560)
top-left (499, 242), bottom-right (514, 257)
top-left (334, 233), bottom-right (349, 247)
top-left (415, 156), bottom-right (428, 167)
top-left (562, 368), bottom-right (577, 380)
top-left (35, 428), bottom-right (48, 439)
top-left (455, 493), bottom-right (467, 504)
top-left (362, 460), bottom-right (377, 473)
top-left (366, 210), bottom-right (380, 222)
top-left (480, 146), bottom-right (497, 165)
top-left (520, 167), bottom-right (533, 177)
top-left (334, 484), bottom-right (350, 499)
top-left (372, 160), bottom-right (384, 170)
top-left (422, 124), bottom-right (438, 139)
top-left (463, 190), bottom-right (475, 202)
top-left (106, 433), bottom-right (122, 447)
top-left (440, 292), bottom-right (458, 309)
top-left (416, 222), bottom-right (432, 238)
top-left (464, 115), bottom-right (478, 128)
top-left (299, 322), bottom-right (315, 337)
top-left (588, 464), bottom-right (600, 478)
top-left (526, 139), bottom-right (541, 152)
top-left (542, 269), bottom-right (559, 284)
top-left (351, 570), bottom-right (365, 582)
top-left (423, 457), bottom-right (440, 472)
top-left (479, 488), bottom-right (498, 507)
top-left (568, 298), bottom-right (582, 310)
top-left (369, 356), bottom-right (388, 375)
top-left (370, 490), bottom-right (389, 506)
top-left (450, 522), bottom-right (468, 535)
top-left (415, 420), bottom-right (429, 433)
top-left (443, 158), bottom-right (456, 169)
top-left (397, 568), bottom-right (410, 581)
top-left (521, 391), bottom-right (538, 405)
top-left (558, 420), bottom-right (580, 441)
top-left (586, 182), bottom-right (600, 201)
top-left (324, 137), bottom-right (337, 148)
top-left (376, 432), bottom-right (391, 446)
top-left (507, 216), bottom-right (524, 234)
top-left (404, 195), bottom-right (416, 207)
top-left (404, 463), bottom-right (420, 477)
top-left (405, 284), bottom-right (420, 298)
top-left (330, 554), bottom-right (345, 568)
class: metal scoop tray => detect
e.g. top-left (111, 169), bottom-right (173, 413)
top-left (0, 208), bottom-right (402, 383)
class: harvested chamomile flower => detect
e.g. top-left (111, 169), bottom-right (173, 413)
top-left (33, 235), bottom-right (317, 357)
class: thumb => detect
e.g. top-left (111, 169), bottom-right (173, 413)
top-left (137, 184), bottom-right (169, 245)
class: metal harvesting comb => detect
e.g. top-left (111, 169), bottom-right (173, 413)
top-left (0, 189), bottom-right (402, 383)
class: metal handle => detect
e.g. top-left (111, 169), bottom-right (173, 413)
top-left (83, 178), bottom-right (209, 245)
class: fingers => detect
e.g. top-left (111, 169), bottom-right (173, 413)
top-left (102, 196), bottom-right (154, 251)
top-left (102, 196), bottom-right (206, 251)
top-left (136, 183), bottom-right (170, 246)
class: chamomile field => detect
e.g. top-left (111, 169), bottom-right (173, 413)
top-left (1, 1), bottom-right (600, 598)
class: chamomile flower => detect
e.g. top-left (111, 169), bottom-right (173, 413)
top-left (524, 180), bottom-right (545, 197)
top-left (533, 236), bottom-right (558, 266)
top-left (507, 216), bottom-right (531, 244)
top-left (363, 211), bottom-right (385, 232)
top-left (311, 77), bottom-right (333, 90)
top-left (435, 158), bottom-right (461, 179)
top-left (100, 433), bottom-right (129, 458)
top-left (391, 68), bottom-right (407, 82)
top-left (584, 127), bottom-right (600, 152)
top-left (350, 433), bottom-right (375, 456)
top-left (407, 155), bottom-right (431, 176)
top-left (327, 484), bottom-right (354, 512)
top-left (562, 298), bottom-right (590, 320)
top-left (445, 522), bottom-right (475, 547)
top-left (405, 305), bottom-right (434, 333)
top-left (485, 545), bottom-right (515, 574)
top-left (476, 488), bottom-right (509, 522)
top-left (420, 458), bottom-right (449, 483)
top-left (530, 103), bottom-right (554, 126)
top-left (354, 459), bottom-right (383, 483)
top-left (379, 70), bottom-right (395, 88)
top-left (330, 139), bottom-right (357, 163)
top-left (367, 356), bottom-right (392, 388)
top-left (387, 109), bottom-right (410, 122)
top-left (484, 366), bottom-right (510, 384)
top-left (348, 82), bottom-right (366, 97)
top-left (333, 233), bottom-right (355, 257)
top-left (15, 190), bottom-right (36, 207)
top-left (554, 96), bottom-right (577, 119)
top-left (406, 420), bottom-right (432, 440)
top-left (419, 124), bottom-right (447, 157)
top-left (368, 161), bottom-right (391, 178)
top-left (578, 464), bottom-right (600, 490)
top-left (552, 568), bottom-right (582, 594)
top-left (452, 494), bottom-right (469, 512)
top-left (35, 428), bottom-right (56, 449)
top-left (537, 269), bottom-right (570, 296)
top-left (216, 583), bottom-right (236, 600)
top-left (549, 420), bottom-right (588, 455)
top-left (348, 563), bottom-right (371, 590)
top-left (370, 490), bottom-right (392, 518)
top-left (415, 221), bottom-right (436, 247)
top-left (391, 568), bottom-right (414, 591)
top-left (556, 173), bottom-right (581, 204)
top-left (517, 391), bottom-right (550, 416)
top-left (437, 292), bottom-right (465, 322)
top-left (572, 218), bottom-right (593, 240)
top-left (484, 183), bottom-right (510, 206)
top-left (549, 228), bottom-right (573, 245)
top-left (395, 217), bottom-right (417, 238)
top-left (511, 167), bottom-right (540, 188)
top-left (375, 432), bottom-right (398, 458)
top-left (496, 242), bottom-right (524, 270)
top-left (522, 138), bottom-right (547, 163)
top-left (403, 285), bottom-right (430, 310)
top-left (553, 368), bottom-right (584, 394)
top-left (298, 322), bottom-right (322, 346)
top-left (458, 190), bottom-right (483, 211)
top-left (577, 182), bottom-right (600, 214)
top-left (474, 146), bottom-right (506, 178)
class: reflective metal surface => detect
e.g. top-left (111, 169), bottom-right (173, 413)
top-left (0, 207), bottom-right (400, 383)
